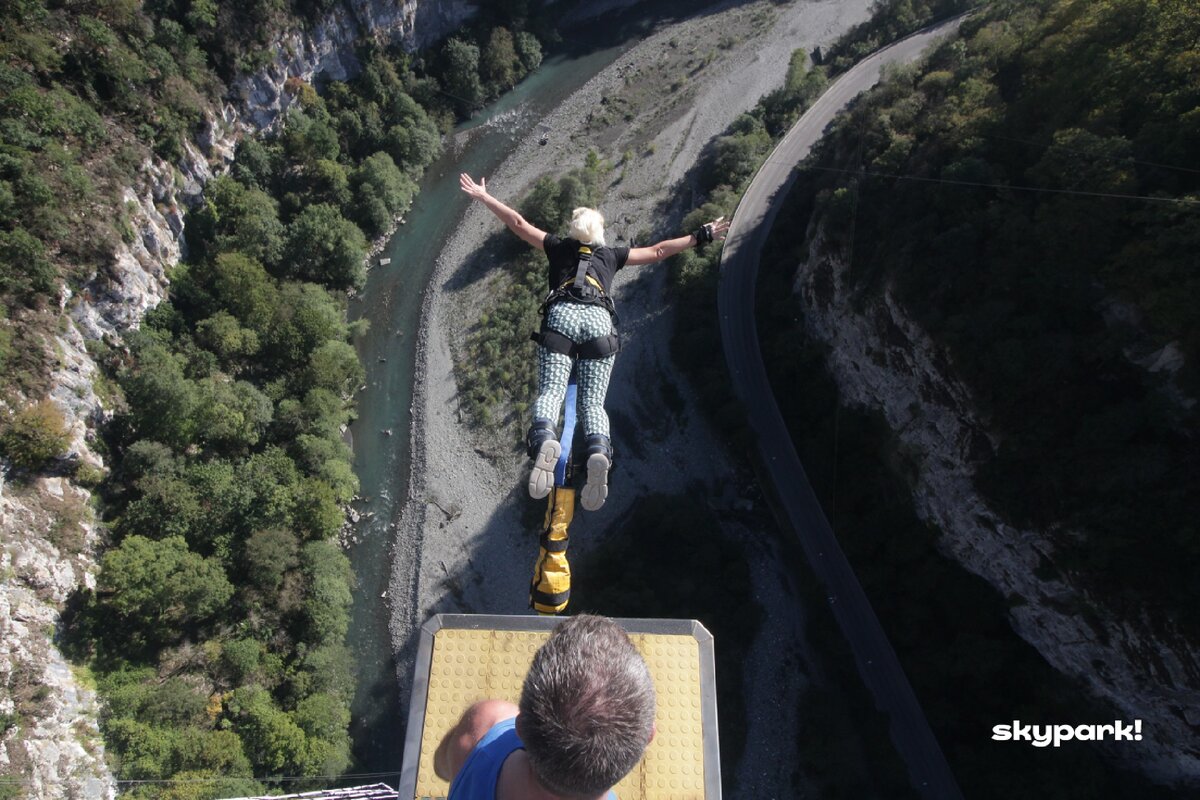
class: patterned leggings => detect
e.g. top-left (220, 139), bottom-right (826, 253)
top-left (531, 301), bottom-right (616, 438)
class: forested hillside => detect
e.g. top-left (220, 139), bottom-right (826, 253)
top-left (651, 0), bottom-right (1198, 792)
top-left (749, 0), bottom-right (1198, 791)
top-left (1, 1), bottom-right (545, 795)
top-left (774, 0), bottom-right (1198, 620)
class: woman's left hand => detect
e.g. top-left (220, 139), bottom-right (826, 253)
top-left (707, 216), bottom-right (731, 242)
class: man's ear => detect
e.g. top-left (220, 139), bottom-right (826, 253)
top-left (648, 721), bottom-right (657, 745)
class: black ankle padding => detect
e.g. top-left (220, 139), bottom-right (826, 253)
top-left (526, 419), bottom-right (556, 458)
top-left (584, 433), bottom-right (612, 459)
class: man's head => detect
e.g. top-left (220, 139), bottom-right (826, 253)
top-left (517, 615), bottom-right (656, 798)
top-left (568, 207), bottom-right (606, 246)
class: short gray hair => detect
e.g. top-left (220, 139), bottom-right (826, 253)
top-left (519, 615), bottom-right (655, 797)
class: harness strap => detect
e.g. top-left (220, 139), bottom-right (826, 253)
top-left (530, 327), bottom-right (621, 359)
top-left (539, 531), bottom-right (569, 553)
top-left (573, 246), bottom-right (593, 290)
top-left (576, 333), bottom-right (621, 359)
top-left (556, 273), bottom-right (605, 293)
top-left (538, 287), bottom-right (618, 324)
top-left (530, 328), bottom-right (576, 356)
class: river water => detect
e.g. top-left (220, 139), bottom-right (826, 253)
top-left (343, 29), bottom-right (647, 779)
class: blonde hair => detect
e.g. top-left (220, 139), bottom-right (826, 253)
top-left (568, 207), bottom-right (606, 246)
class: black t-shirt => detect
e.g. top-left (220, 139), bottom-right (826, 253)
top-left (544, 234), bottom-right (630, 295)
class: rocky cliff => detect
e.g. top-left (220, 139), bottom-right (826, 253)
top-left (791, 223), bottom-right (1200, 784)
top-left (230, 0), bottom-right (476, 130)
top-left (0, 3), bottom-right (476, 796)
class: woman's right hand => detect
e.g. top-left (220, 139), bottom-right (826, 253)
top-left (459, 173), bottom-right (490, 201)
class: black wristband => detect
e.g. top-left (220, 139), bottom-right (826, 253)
top-left (693, 224), bottom-right (713, 248)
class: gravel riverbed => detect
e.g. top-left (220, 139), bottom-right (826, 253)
top-left (387, 1), bottom-right (872, 795)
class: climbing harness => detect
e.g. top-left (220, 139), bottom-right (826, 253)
top-left (538, 245), bottom-right (619, 320)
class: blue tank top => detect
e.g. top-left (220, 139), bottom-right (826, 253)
top-left (447, 717), bottom-right (618, 800)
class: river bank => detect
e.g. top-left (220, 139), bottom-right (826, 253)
top-left (388, 0), bottom-right (873, 794)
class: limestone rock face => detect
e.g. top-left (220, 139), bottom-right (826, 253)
top-left (230, 0), bottom-right (478, 130)
top-left (3, 3), bottom-right (477, 796)
top-left (791, 225), bottom-right (1200, 784)
top-left (0, 478), bottom-right (112, 800)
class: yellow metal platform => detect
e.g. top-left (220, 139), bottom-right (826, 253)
top-left (399, 615), bottom-right (720, 800)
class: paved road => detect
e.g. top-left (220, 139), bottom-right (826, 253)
top-left (718, 19), bottom-right (968, 800)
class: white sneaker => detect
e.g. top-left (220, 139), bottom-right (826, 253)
top-left (580, 452), bottom-right (610, 511)
top-left (528, 439), bottom-right (561, 499)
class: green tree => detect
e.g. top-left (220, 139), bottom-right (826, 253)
top-left (243, 527), bottom-right (300, 590)
top-left (292, 642), bottom-right (354, 702)
top-left (292, 692), bottom-right (351, 775)
top-left (228, 686), bottom-right (307, 774)
top-left (120, 340), bottom-right (201, 450)
top-left (349, 151), bottom-right (415, 235)
top-left (289, 157), bottom-right (352, 212)
top-left (304, 339), bottom-right (363, 397)
top-left (514, 31), bottom-right (542, 73)
top-left (384, 121), bottom-right (442, 178)
top-left (292, 477), bottom-right (344, 540)
top-left (0, 227), bottom-right (56, 298)
top-left (481, 27), bottom-right (519, 91)
top-left (519, 166), bottom-right (602, 232)
top-left (216, 185), bottom-right (286, 269)
top-left (204, 252), bottom-right (279, 330)
top-left (102, 717), bottom-right (179, 780)
top-left (300, 539), bottom-right (353, 641)
top-left (99, 536), bottom-right (233, 633)
top-left (235, 447), bottom-right (301, 533)
top-left (195, 376), bottom-right (273, 452)
top-left (116, 469), bottom-right (202, 547)
top-left (196, 310), bottom-right (261, 366)
top-left (275, 387), bottom-right (347, 440)
top-left (280, 109), bottom-right (339, 165)
top-left (283, 204), bottom-right (367, 290)
top-left (440, 37), bottom-right (483, 115)
top-left (292, 692), bottom-right (349, 741)
top-left (178, 458), bottom-right (243, 560)
top-left (220, 637), bottom-right (263, 683)
top-left (264, 281), bottom-right (347, 370)
top-left (105, 676), bottom-right (210, 728)
top-left (292, 433), bottom-right (357, 502)
top-left (230, 136), bottom-right (277, 189)
top-left (710, 113), bottom-right (772, 190)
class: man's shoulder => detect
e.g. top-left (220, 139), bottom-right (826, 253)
top-left (448, 712), bottom-right (521, 800)
top-left (464, 701), bottom-right (519, 742)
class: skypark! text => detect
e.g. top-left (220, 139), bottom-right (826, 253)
top-left (992, 720), bottom-right (1144, 748)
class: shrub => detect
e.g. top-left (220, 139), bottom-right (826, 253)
top-left (0, 399), bottom-right (70, 471)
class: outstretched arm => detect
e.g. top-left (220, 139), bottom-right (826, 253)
top-left (625, 216), bottom-right (730, 266)
top-left (459, 173), bottom-right (548, 250)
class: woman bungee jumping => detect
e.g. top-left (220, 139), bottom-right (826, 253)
top-left (459, 173), bottom-right (728, 511)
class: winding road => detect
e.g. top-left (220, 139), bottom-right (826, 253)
top-left (717, 18), bottom-right (968, 800)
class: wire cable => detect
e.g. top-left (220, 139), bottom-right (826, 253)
top-left (976, 130), bottom-right (1200, 177)
top-left (99, 771), bottom-right (403, 786)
